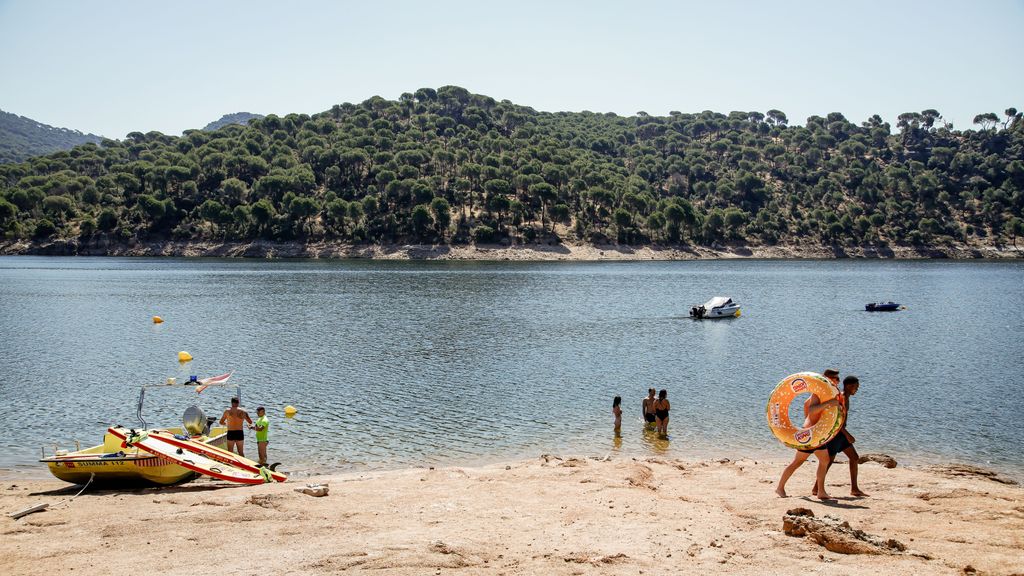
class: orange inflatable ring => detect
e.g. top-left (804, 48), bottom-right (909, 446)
top-left (766, 372), bottom-right (845, 450)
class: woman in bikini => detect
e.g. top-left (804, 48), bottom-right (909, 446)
top-left (654, 389), bottom-right (670, 437)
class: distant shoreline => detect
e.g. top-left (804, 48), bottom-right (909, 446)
top-left (2, 239), bottom-right (1021, 260)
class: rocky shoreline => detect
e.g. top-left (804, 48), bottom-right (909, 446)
top-left (2, 238), bottom-right (1021, 260)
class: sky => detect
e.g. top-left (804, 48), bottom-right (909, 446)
top-left (1, 0), bottom-right (1021, 139)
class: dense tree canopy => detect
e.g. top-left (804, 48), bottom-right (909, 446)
top-left (1, 87), bottom-right (1022, 250)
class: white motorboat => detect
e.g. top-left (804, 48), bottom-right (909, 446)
top-left (689, 296), bottom-right (741, 319)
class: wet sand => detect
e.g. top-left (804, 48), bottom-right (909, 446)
top-left (2, 456), bottom-right (1021, 575)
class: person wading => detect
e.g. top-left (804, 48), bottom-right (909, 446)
top-left (642, 388), bottom-right (657, 427)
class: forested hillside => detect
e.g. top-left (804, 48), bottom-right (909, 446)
top-left (0, 110), bottom-right (102, 164)
top-left (1, 87), bottom-right (1022, 253)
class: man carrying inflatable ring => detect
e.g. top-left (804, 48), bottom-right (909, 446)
top-left (770, 369), bottom-right (844, 500)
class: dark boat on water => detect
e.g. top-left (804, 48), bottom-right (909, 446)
top-left (865, 301), bottom-right (901, 312)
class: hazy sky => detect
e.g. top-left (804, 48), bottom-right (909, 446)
top-left (1, 0), bottom-right (1021, 138)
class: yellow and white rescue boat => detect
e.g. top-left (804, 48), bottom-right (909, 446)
top-left (41, 426), bottom-right (227, 486)
top-left (42, 371), bottom-right (238, 486)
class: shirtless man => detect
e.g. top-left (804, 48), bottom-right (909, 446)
top-left (812, 375), bottom-right (868, 497)
top-left (776, 369), bottom-right (842, 500)
top-left (641, 388), bottom-right (657, 427)
top-left (219, 397), bottom-right (252, 457)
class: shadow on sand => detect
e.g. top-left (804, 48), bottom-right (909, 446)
top-left (31, 479), bottom-right (252, 497)
top-left (797, 496), bottom-right (870, 510)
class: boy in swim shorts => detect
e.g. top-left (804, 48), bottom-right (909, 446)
top-left (813, 375), bottom-right (868, 497)
top-left (642, 388), bottom-right (657, 426)
top-left (250, 406), bottom-right (270, 466)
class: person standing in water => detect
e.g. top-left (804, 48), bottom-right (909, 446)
top-left (776, 369), bottom-right (842, 500)
top-left (250, 406), bottom-right (270, 466)
top-left (654, 389), bottom-right (670, 437)
top-left (612, 396), bottom-right (622, 435)
top-left (219, 397), bottom-right (252, 457)
top-left (642, 388), bottom-right (657, 427)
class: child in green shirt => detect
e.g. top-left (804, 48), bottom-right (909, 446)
top-left (250, 406), bottom-right (270, 466)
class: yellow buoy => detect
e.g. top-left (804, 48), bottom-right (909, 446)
top-left (152, 316), bottom-right (164, 324)
top-left (734, 309), bottom-right (742, 317)
top-left (177, 351), bottom-right (193, 362)
top-left (284, 405), bottom-right (297, 417)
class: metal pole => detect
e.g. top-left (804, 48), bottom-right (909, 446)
top-left (136, 387), bottom-right (147, 430)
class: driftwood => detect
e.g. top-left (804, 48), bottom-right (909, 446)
top-left (7, 503), bottom-right (49, 520)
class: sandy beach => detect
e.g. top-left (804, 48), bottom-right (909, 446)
top-left (3, 456), bottom-right (1021, 576)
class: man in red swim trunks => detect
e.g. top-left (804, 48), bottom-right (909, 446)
top-left (219, 397), bottom-right (252, 457)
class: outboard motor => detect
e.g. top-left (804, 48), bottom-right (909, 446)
top-left (182, 405), bottom-right (207, 436)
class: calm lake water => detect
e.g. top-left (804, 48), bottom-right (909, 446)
top-left (1, 256), bottom-right (1022, 478)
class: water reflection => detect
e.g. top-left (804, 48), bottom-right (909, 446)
top-left (641, 426), bottom-right (670, 454)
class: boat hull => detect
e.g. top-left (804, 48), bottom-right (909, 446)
top-left (691, 305), bottom-right (741, 319)
top-left (42, 427), bottom-right (227, 486)
top-left (707, 305), bottom-right (741, 318)
top-left (45, 455), bottom-right (196, 486)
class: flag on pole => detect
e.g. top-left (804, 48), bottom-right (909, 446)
top-left (195, 371), bottom-right (233, 393)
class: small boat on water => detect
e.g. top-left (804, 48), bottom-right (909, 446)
top-left (865, 301), bottom-right (902, 312)
top-left (690, 296), bottom-right (741, 319)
